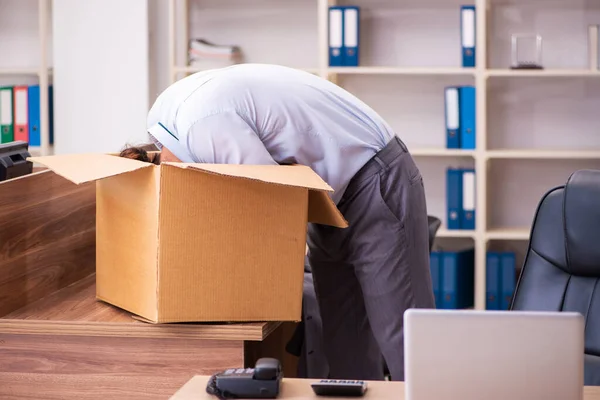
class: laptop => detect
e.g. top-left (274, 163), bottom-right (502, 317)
top-left (404, 309), bottom-right (584, 400)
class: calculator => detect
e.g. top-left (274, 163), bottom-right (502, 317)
top-left (310, 379), bottom-right (368, 397)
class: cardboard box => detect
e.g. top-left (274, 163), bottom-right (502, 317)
top-left (29, 153), bottom-right (347, 323)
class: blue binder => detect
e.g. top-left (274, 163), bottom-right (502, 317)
top-left (461, 168), bottom-right (476, 230)
top-left (459, 86), bottom-right (476, 149)
top-left (28, 85), bottom-right (41, 147)
top-left (328, 6), bottom-right (344, 67)
top-left (49, 85), bottom-right (54, 144)
top-left (446, 168), bottom-right (463, 230)
top-left (500, 252), bottom-right (516, 310)
top-left (343, 6), bottom-right (360, 67)
top-left (460, 5), bottom-right (476, 67)
top-left (27, 85), bottom-right (54, 147)
top-left (486, 252), bottom-right (501, 310)
top-left (439, 248), bottom-right (475, 309)
top-left (430, 251), bottom-right (441, 308)
top-left (444, 87), bottom-right (460, 148)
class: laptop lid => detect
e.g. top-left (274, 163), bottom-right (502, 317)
top-left (404, 309), bottom-right (584, 400)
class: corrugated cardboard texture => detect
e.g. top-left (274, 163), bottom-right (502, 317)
top-left (167, 163), bottom-right (348, 229)
top-left (166, 163), bottom-right (333, 191)
top-left (29, 154), bottom-right (153, 185)
top-left (308, 190), bottom-right (348, 228)
top-left (96, 167), bottom-right (160, 321)
top-left (155, 165), bottom-right (308, 322)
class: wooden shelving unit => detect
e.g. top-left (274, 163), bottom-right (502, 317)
top-left (0, 0), bottom-right (53, 157)
top-left (167, 0), bottom-right (600, 310)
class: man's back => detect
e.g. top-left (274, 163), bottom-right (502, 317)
top-left (148, 63), bottom-right (395, 203)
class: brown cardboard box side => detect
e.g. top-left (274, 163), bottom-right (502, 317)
top-left (28, 154), bottom-right (348, 323)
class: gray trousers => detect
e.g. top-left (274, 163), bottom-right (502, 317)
top-left (305, 136), bottom-right (435, 381)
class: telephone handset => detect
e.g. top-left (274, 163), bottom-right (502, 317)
top-left (206, 357), bottom-right (283, 399)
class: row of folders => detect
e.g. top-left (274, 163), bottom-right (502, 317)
top-left (430, 249), bottom-right (517, 310)
top-left (445, 86), bottom-right (476, 150)
top-left (328, 5), bottom-right (476, 67)
top-left (0, 85), bottom-right (54, 146)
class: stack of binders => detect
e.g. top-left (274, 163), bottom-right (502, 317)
top-left (486, 251), bottom-right (517, 310)
top-left (430, 248), bottom-right (475, 309)
top-left (328, 6), bottom-right (360, 67)
top-left (446, 167), bottom-right (476, 230)
top-left (0, 85), bottom-right (54, 146)
top-left (444, 85), bottom-right (475, 150)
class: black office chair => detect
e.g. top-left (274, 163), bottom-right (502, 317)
top-left (509, 169), bottom-right (600, 386)
top-left (427, 215), bottom-right (442, 252)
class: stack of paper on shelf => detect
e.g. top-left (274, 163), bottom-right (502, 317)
top-left (188, 38), bottom-right (242, 69)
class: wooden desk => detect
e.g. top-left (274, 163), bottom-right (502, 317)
top-left (0, 170), bottom-right (297, 399)
top-left (170, 376), bottom-right (600, 400)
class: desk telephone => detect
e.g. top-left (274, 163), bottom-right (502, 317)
top-left (206, 357), bottom-right (283, 399)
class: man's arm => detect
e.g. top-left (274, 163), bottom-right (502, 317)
top-left (184, 110), bottom-right (278, 165)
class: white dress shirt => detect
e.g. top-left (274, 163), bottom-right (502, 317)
top-left (147, 64), bottom-right (395, 204)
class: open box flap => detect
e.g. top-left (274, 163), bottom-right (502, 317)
top-left (165, 163), bottom-right (348, 228)
top-left (164, 163), bottom-right (334, 191)
top-left (28, 153), bottom-right (155, 185)
top-left (308, 190), bottom-right (348, 228)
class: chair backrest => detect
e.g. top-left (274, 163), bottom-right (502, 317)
top-left (427, 215), bottom-right (442, 252)
top-left (510, 169), bottom-right (600, 385)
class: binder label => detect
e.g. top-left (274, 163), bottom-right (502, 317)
top-left (462, 8), bottom-right (475, 49)
top-left (445, 88), bottom-right (459, 130)
top-left (329, 9), bottom-right (343, 53)
top-left (344, 8), bottom-right (358, 48)
top-left (0, 89), bottom-right (12, 126)
top-left (15, 89), bottom-right (27, 125)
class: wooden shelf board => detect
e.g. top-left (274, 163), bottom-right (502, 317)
top-left (436, 228), bottom-right (476, 238)
top-left (411, 148), bottom-right (476, 157)
top-left (486, 228), bottom-right (531, 241)
top-left (328, 66), bottom-right (475, 75)
top-left (173, 65), bottom-right (318, 74)
top-left (0, 67), bottom-right (52, 76)
top-left (487, 149), bottom-right (600, 159)
top-left (0, 274), bottom-right (280, 342)
top-left (487, 69), bottom-right (600, 77)
top-left (0, 67), bottom-right (39, 76)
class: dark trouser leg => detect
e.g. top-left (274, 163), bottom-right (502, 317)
top-left (300, 271), bottom-right (330, 378)
top-left (307, 254), bottom-right (385, 380)
top-left (308, 138), bottom-right (435, 382)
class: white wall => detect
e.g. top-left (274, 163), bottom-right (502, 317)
top-left (148, 0), bottom-right (171, 104)
top-left (52, 0), bottom-right (150, 154)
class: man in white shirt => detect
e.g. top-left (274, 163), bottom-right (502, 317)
top-left (124, 63), bottom-right (435, 381)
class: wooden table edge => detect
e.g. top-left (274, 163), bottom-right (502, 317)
top-left (0, 319), bottom-right (282, 341)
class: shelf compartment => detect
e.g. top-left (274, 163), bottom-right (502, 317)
top-left (487, 158), bottom-right (600, 235)
top-left (487, 77), bottom-right (600, 151)
top-left (333, 0), bottom-right (471, 69)
top-left (182, 0), bottom-right (319, 71)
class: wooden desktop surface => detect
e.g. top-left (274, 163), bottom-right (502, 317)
top-left (0, 169), bottom-right (298, 399)
top-left (169, 376), bottom-right (600, 400)
top-left (1, 273), bottom-right (277, 341)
